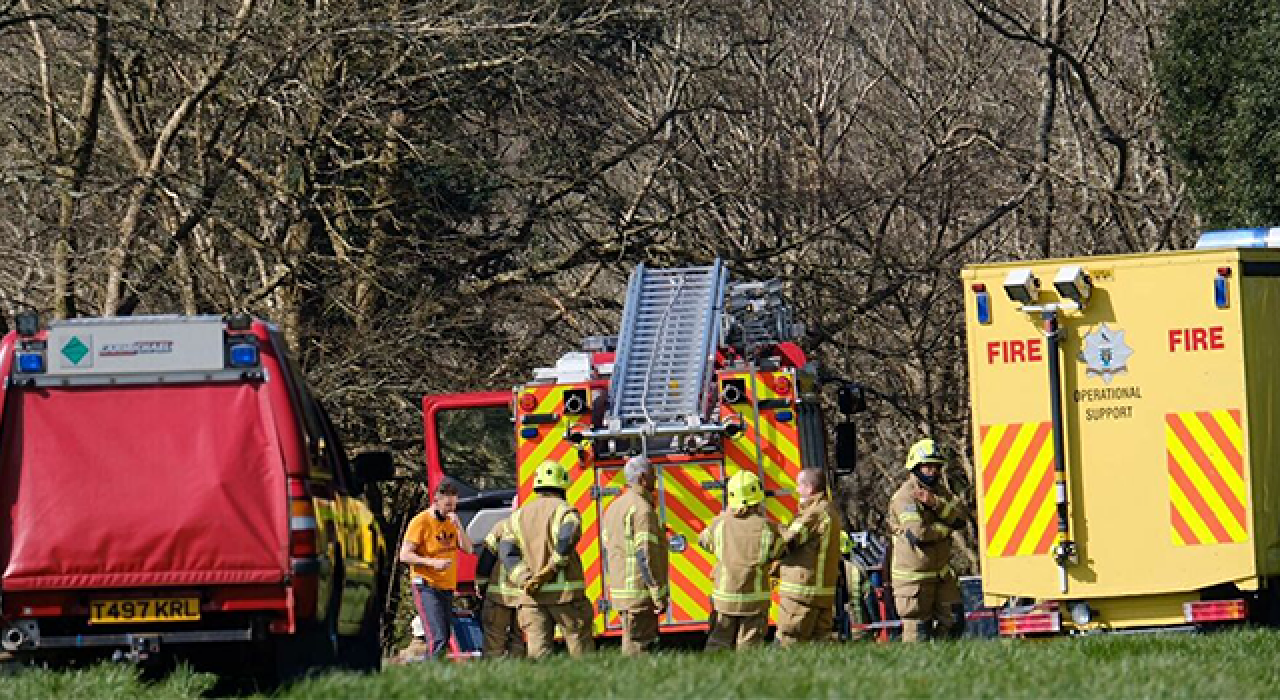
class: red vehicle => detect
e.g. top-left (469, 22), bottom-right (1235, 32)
top-left (0, 313), bottom-right (392, 678)
top-left (423, 262), bottom-right (866, 646)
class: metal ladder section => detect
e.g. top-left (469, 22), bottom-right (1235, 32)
top-left (604, 260), bottom-right (728, 436)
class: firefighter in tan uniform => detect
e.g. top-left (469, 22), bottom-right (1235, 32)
top-left (699, 470), bottom-right (782, 651)
top-left (603, 456), bottom-right (669, 655)
top-left (776, 468), bottom-right (843, 646)
top-left (476, 511), bottom-right (526, 658)
top-left (889, 438), bottom-right (970, 642)
top-left (503, 460), bottom-right (595, 658)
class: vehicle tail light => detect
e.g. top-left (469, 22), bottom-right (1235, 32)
top-left (288, 478), bottom-right (318, 559)
top-left (773, 376), bottom-right (792, 396)
top-left (998, 609), bottom-right (1061, 636)
top-left (1184, 599), bottom-right (1246, 623)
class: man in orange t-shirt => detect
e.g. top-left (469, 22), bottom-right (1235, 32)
top-left (400, 480), bottom-right (473, 659)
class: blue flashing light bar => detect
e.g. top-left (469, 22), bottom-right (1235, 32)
top-left (1195, 227), bottom-right (1280, 249)
top-left (228, 343), bottom-right (260, 368)
top-left (17, 352), bottom-right (46, 373)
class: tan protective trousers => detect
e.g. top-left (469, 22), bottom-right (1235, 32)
top-left (481, 601), bottom-right (526, 658)
top-left (776, 596), bottom-right (834, 646)
top-left (894, 578), bottom-right (960, 642)
top-left (517, 599), bottom-right (596, 659)
top-left (704, 610), bottom-right (768, 651)
top-left (620, 609), bottom-right (660, 655)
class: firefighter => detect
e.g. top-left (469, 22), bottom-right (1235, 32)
top-left (889, 438), bottom-right (970, 642)
top-left (476, 505), bottom-right (526, 658)
top-left (775, 468), bottom-right (842, 646)
top-left (602, 455), bottom-right (669, 655)
top-left (502, 459), bottom-right (595, 658)
top-left (699, 470), bottom-right (782, 651)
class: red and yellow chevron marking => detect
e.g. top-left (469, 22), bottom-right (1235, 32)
top-left (660, 463), bottom-right (719, 625)
top-left (515, 385), bottom-right (582, 500)
top-left (571, 465), bottom-right (615, 634)
top-left (721, 371), bottom-right (801, 525)
top-left (1166, 409), bottom-right (1247, 547)
top-left (979, 422), bottom-right (1058, 558)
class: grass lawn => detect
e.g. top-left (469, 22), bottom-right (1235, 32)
top-left (3, 628), bottom-right (1278, 699)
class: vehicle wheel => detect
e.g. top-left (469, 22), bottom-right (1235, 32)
top-left (340, 583), bottom-right (384, 672)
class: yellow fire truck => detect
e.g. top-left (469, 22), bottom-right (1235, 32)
top-left (423, 261), bottom-right (863, 643)
top-left (962, 229), bottom-right (1280, 635)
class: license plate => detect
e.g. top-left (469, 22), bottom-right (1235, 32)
top-left (89, 598), bottom-right (201, 624)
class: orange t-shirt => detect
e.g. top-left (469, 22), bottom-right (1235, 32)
top-left (404, 509), bottom-right (460, 590)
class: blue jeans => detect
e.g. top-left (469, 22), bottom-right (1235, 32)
top-left (411, 580), bottom-right (454, 659)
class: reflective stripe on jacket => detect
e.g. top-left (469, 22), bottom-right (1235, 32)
top-left (509, 495), bottom-right (587, 605)
top-left (482, 517), bottom-right (522, 607)
top-left (699, 508), bottom-right (782, 615)
top-left (778, 495), bottom-right (842, 603)
top-left (603, 488), bottom-right (669, 611)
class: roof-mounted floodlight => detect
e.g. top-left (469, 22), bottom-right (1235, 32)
top-left (15, 310), bottom-right (40, 337)
top-left (1053, 265), bottom-right (1092, 307)
top-left (1003, 269), bottom-right (1039, 305)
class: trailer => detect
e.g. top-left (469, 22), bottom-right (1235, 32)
top-left (961, 230), bottom-right (1280, 634)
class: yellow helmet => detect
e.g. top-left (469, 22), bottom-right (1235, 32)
top-left (904, 438), bottom-right (946, 471)
top-left (533, 459), bottom-right (570, 490)
top-left (727, 471), bottom-right (765, 510)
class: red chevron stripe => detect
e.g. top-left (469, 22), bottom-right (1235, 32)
top-left (982, 423), bottom-right (1023, 492)
top-left (1168, 453), bottom-right (1231, 543)
top-left (1000, 463), bottom-right (1055, 557)
top-left (667, 562), bottom-right (710, 621)
top-left (1168, 414), bottom-right (1245, 527)
top-left (1170, 501), bottom-right (1200, 546)
top-left (985, 423), bottom-right (1051, 542)
top-left (1197, 410), bottom-right (1244, 479)
top-left (1032, 516), bottom-right (1059, 556)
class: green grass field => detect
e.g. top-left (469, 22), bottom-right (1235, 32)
top-left (4, 629), bottom-right (1279, 699)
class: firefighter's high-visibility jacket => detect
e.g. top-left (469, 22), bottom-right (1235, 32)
top-left (603, 488), bottom-right (669, 611)
top-left (507, 495), bottom-right (587, 605)
top-left (889, 475), bottom-right (970, 583)
top-left (699, 508), bottom-right (783, 615)
top-left (482, 517), bottom-right (521, 607)
top-left (777, 494), bottom-right (842, 603)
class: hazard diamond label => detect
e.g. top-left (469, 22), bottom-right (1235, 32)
top-left (60, 335), bottom-right (91, 367)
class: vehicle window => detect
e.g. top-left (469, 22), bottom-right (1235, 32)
top-left (268, 329), bottom-right (333, 479)
top-left (437, 406), bottom-right (517, 490)
top-left (316, 403), bottom-right (354, 491)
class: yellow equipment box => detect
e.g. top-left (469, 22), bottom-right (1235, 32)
top-left (962, 243), bottom-right (1280, 632)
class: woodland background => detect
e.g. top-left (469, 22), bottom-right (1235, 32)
top-left (1, 0), bottom-right (1253, 644)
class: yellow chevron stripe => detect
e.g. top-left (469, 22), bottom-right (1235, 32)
top-left (1215, 409), bottom-right (1244, 453)
top-left (663, 475), bottom-right (717, 525)
top-left (987, 437), bottom-right (1053, 556)
top-left (669, 552), bottom-right (710, 617)
top-left (980, 424), bottom-right (1008, 471)
top-left (1167, 426), bottom-right (1246, 540)
top-left (535, 388), bottom-right (559, 414)
top-left (1169, 474), bottom-right (1216, 545)
top-left (1181, 413), bottom-right (1247, 506)
top-left (983, 423), bottom-right (1040, 520)
top-left (1013, 478), bottom-right (1057, 557)
top-left (1171, 524), bottom-right (1186, 548)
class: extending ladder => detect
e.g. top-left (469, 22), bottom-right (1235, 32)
top-left (604, 260), bottom-right (728, 437)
